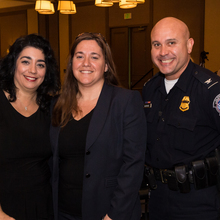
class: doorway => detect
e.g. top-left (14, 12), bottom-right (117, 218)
top-left (110, 26), bottom-right (153, 93)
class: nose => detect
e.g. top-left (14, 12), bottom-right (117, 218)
top-left (82, 56), bottom-right (91, 66)
top-left (29, 64), bottom-right (37, 74)
top-left (160, 45), bottom-right (168, 56)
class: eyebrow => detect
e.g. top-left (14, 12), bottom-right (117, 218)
top-left (20, 56), bottom-right (45, 63)
top-left (75, 51), bottom-right (101, 57)
top-left (151, 40), bottom-right (159, 45)
top-left (165, 38), bottom-right (177, 42)
top-left (152, 38), bottom-right (177, 44)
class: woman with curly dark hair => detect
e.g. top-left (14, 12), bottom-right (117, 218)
top-left (0, 34), bottom-right (60, 220)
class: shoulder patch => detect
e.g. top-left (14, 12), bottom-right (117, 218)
top-left (213, 94), bottom-right (220, 115)
top-left (193, 70), bottom-right (219, 89)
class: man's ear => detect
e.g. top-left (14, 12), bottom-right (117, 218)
top-left (187, 38), bottom-right (194, 54)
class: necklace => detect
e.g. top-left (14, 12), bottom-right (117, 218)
top-left (17, 97), bottom-right (34, 111)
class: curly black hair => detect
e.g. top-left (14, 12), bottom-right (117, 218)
top-left (0, 33), bottom-right (60, 113)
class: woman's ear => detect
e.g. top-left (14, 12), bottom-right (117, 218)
top-left (105, 64), bottom-right (108, 72)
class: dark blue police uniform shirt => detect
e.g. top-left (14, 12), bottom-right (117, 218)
top-left (143, 60), bottom-right (220, 169)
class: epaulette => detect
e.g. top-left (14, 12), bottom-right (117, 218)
top-left (143, 72), bottom-right (160, 87)
top-left (193, 68), bottom-right (219, 89)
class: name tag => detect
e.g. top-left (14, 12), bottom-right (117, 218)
top-left (144, 101), bottom-right (152, 108)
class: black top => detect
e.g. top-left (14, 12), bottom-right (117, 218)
top-left (58, 110), bottom-right (93, 216)
top-left (50, 83), bottom-right (147, 220)
top-left (0, 89), bottom-right (52, 220)
top-left (143, 60), bottom-right (220, 169)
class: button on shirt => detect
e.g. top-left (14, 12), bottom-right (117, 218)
top-left (143, 60), bottom-right (220, 169)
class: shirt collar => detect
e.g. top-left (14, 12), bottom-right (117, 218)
top-left (156, 60), bottom-right (194, 93)
top-left (175, 60), bottom-right (194, 92)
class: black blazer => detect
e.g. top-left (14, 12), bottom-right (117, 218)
top-left (50, 83), bottom-right (147, 220)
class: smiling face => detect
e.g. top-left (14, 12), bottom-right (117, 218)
top-left (14, 46), bottom-right (46, 93)
top-left (151, 17), bottom-right (194, 80)
top-left (72, 40), bottom-right (108, 89)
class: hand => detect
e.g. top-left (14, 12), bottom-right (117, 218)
top-left (103, 214), bottom-right (112, 220)
top-left (0, 206), bottom-right (15, 220)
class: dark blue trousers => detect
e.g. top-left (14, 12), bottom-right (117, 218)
top-left (148, 181), bottom-right (220, 220)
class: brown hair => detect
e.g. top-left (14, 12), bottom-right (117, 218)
top-left (52, 32), bottom-right (120, 127)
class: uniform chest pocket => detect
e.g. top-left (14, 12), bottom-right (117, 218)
top-left (168, 116), bottom-right (196, 131)
top-left (167, 116), bottom-right (197, 155)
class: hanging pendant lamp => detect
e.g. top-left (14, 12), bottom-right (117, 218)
top-left (104, 0), bottom-right (119, 2)
top-left (95, 0), bottom-right (113, 7)
top-left (38, 3), bottom-right (55, 14)
top-left (119, 0), bottom-right (137, 9)
top-left (35, 0), bottom-right (55, 14)
top-left (126, 0), bottom-right (145, 3)
top-left (35, 0), bottom-right (51, 12)
top-left (58, 1), bottom-right (77, 14)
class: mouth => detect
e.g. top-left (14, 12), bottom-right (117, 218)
top-left (160, 59), bottom-right (174, 64)
top-left (24, 76), bottom-right (37, 81)
top-left (80, 70), bottom-right (93, 74)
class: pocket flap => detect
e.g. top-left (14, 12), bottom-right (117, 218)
top-left (192, 160), bottom-right (206, 179)
top-left (168, 116), bottom-right (196, 131)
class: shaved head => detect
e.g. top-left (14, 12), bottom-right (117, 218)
top-left (150, 17), bottom-right (194, 79)
top-left (151, 17), bottom-right (190, 41)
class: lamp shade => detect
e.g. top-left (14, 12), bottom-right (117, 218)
top-left (119, 0), bottom-right (137, 9)
top-left (104, 0), bottom-right (119, 2)
top-left (35, 0), bottom-right (52, 12)
top-left (38, 3), bottom-right (55, 14)
top-left (126, 0), bottom-right (145, 3)
top-left (58, 1), bottom-right (77, 14)
top-left (95, 0), bottom-right (113, 7)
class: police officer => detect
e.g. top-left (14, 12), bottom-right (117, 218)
top-left (143, 17), bottom-right (220, 220)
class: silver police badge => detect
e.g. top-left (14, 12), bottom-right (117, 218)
top-left (213, 94), bottom-right (220, 115)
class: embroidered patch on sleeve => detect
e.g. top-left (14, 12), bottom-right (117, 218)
top-left (213, 94), bottom-right (220, 115)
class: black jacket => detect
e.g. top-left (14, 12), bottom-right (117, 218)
top-left (50, 83), bottom-right (147, 220)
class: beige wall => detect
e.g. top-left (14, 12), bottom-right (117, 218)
top-left (204, 0), bottom-right (220, 73)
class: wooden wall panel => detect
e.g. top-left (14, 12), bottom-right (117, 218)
top-left (110, 27), bottom-right (129, 88)
top-left (0, 10), bottom-right (27, 57)
top-left (38, 12), bottom-right (60, 65)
